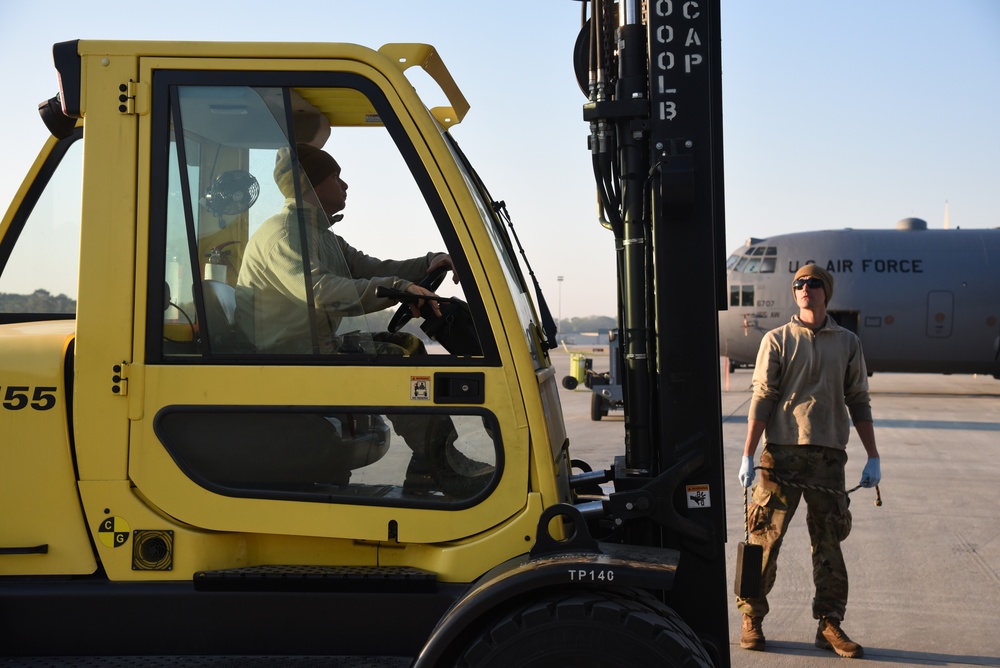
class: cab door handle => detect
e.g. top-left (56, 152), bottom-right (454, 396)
top-left (434, 372), bottom-right (484, 404)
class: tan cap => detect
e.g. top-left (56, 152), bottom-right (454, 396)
top-left (273, 144), bottom-right (340, 198)
top-left (792, 263), bottom-right (834, 305)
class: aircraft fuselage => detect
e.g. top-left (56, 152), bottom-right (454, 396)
top-left (720, 221), bottom-right (1000, 377)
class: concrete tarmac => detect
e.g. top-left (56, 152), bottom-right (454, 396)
top-left (551, 348), bottom-right (1000, 667)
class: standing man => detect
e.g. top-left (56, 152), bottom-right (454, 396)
top-left (736, 263), bottom-right (881, 659)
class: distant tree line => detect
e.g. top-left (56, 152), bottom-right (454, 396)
top-left (0, 289), bottom-right (76, 313)
top-left (556, 315), bottom-right (616, 337)
top-left (0, 290), bottom-right (614, 334)
top-left (353, 313), bottom-right (617, 345)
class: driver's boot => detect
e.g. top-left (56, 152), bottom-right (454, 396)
top-left (394, 414), bottom-right (493, 498)
top-left (445, 432), bottom-right (495, 477)
top-left (404, 453), bottom-right (492, 499)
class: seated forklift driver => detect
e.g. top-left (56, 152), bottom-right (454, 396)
top-left (236, 143), bottom-right (455, 354)
top-left (235, 144), bottom-right (492, 498)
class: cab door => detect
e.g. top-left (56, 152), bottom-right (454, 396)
top-left (129, 53), bottom-right (530, 550)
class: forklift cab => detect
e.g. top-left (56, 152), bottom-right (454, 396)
top-left (0, 43), bottom-right (571, 587)
top-left (130, 51), bottom-right (560, 537)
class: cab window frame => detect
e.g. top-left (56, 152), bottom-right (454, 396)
top-left (144, 68), bottom-right (499, 367)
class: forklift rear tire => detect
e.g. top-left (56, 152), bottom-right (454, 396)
top-left (590, 392), bottom-right (607, 421)
top-left (456, 589), bottom-right (712, 667)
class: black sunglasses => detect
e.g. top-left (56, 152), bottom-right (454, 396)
top-left (793, 277), bottom-right (824, 290)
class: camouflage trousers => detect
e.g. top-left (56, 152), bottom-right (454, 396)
top-left (736, 443), bottom-right (852, 621)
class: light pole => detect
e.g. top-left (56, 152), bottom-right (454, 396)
top-left (557, 276), bottom-right (564, 329)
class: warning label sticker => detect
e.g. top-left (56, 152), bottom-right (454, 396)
top-left (410, 376), bottom-right (431, 401)
top-left (686, 484), bottom-right (711, 509)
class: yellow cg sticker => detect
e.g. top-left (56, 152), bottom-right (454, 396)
top-left (98, 516), bottom-right (130, 548)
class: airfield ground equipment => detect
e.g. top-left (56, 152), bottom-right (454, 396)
top-left (560, 351), bottom-right (592, 390)
top-left (1, 1), bottom-right (729, 664)
top-left (582, 327), bottom-right (624, 421)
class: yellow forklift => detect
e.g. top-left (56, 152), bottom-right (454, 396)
top-left (0, 1), bottom-right (729, 664)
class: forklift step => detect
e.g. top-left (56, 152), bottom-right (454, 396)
top-left (194, 564), bottom-right (437, 594)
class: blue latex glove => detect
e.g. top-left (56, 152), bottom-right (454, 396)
top-left (859, 457), bottom-right (881, 488)
top-left (738, 455), bottom-right (755, 488)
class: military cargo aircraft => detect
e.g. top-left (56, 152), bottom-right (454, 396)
top-left (720, 218), bottom-right (1000, 378)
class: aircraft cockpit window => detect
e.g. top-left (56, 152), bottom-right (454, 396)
top-left (731, 246), bottom-right (777, 273)
top-left (730, 285), bottom-right (755, 306)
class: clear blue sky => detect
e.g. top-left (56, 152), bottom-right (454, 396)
top-left (1, 1), bottom-right (997, 318)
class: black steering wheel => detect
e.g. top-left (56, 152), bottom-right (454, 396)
top-left (386, 266), bottom-right (449, 333)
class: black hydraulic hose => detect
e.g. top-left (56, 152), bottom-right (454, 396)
top-left (590, 0), bottom-right (601, 100)
top-left (592, 153), bottom-right (623, 236)
top-left (616, 19), bottom-right (655, 475)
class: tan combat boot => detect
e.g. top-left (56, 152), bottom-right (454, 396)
top-left (815, 617), bottom-right (864, 658)
top-left (740, 614), bottom-right (765, 651)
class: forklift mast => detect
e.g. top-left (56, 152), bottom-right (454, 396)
top-left (578, 0), bottom-right (729, 648)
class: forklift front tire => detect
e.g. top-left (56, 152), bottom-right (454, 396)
top-left (455, 589), bottom-right (712, 668)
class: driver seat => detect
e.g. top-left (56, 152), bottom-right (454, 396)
top-left (202, 279), bottom-right (237, 352)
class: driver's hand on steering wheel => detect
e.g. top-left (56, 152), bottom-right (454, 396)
top-left (428, 253), bottom-right (460, 284)
top-left (405, 283), bottom-right (443, 318)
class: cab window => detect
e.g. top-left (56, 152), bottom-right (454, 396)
top-left (152, 79), bottom-right (486, 362)
top-left (0, 134), bottom-right (82, 319)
